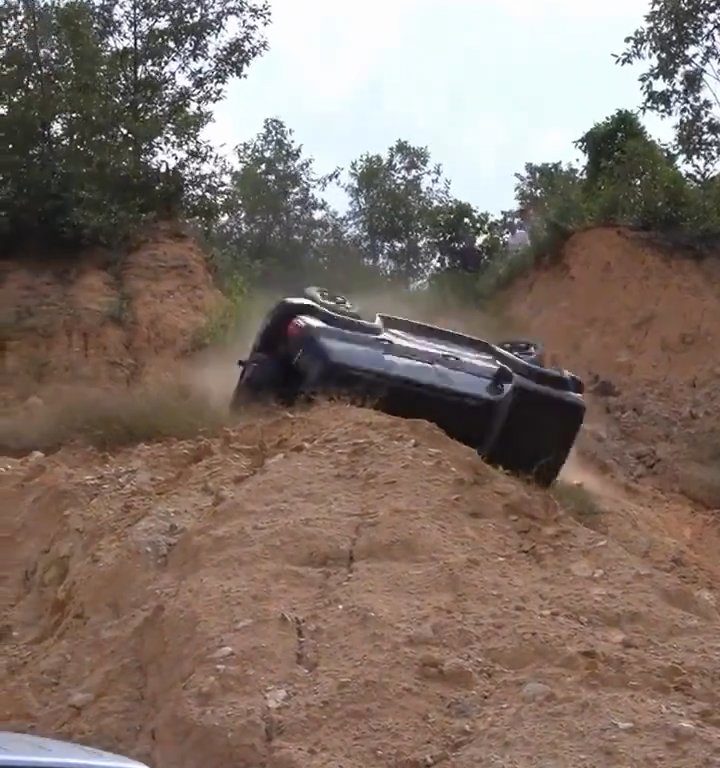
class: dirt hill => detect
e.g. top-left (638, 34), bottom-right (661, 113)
top-left (0, 222), bottom-right (223, 406)
top-left (3, 404), bottom-right (720, 768)
top-left (503, 227), bottom-right (720, 508)
top-left (2, 226), bottom-right (720, 768)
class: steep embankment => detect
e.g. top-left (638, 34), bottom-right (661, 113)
top-left (503, 227), bottom-right (720, 507)
top-left (3, 404), bottom-right (720, 768)
top-left (3, 225), bottom-right (720, 768)
top-left (0, 223), bottom-right (223, 406)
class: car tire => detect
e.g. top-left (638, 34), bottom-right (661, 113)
top-left (497, 339), bottom-right (546, 368)
top-left (229, 353), bottom-right (285, 412)
top-left (303, 286), bottom-right (362, 319)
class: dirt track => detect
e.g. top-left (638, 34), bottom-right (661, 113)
top-left (2, 226), bottom-right (720, 767)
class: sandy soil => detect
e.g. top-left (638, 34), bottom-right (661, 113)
top-left (2, 403), bottom-right (720, 768)
top-left (2, 226), bottom-right (720, 768)
top-left (0, 222), bottom-right (223, 404)
top-left (504, 227), bottom-right (720, 504)
top-left (505, 228), bottom-right (720, 387)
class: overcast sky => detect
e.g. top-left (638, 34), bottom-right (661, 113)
top-left (207, 0), bottom-right (671, 214)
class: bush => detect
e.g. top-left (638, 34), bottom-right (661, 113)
top-left (552, 481), bottom-right (604, 524)
top-left (493, 110), bottom-right (720, 292)
top-left (588, 138), bottom-right (694, 229)
top-left (513, 161), bottom-right (592, 264)
top-left (192, 272), bottom-right (249, 349)
top-left (474, 247), bottom-right (535, 301)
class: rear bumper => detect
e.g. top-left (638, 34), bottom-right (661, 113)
top-left (295, 354), bottom-right (585, 486)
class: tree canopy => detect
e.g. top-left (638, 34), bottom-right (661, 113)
top-left (617, 0), bottom-right (720, 179)
top-left (3, 0), bottom-right (720, 301)
top-left (214, 117), bottom-right (339, 287)
top-left (1, 0), bottom-right (270, 245)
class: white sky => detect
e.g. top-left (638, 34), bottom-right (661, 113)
top-left (207, 0), bottom-right (672, 214)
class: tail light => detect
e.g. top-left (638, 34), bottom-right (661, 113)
top-left (286, 317), bottom-right (306, 339)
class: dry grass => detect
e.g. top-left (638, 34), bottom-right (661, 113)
top-left (552, 481), bottom-right (604, 523)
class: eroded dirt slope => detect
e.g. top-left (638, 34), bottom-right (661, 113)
top-left (505, 228), bottom-right (720, 386)
top-left (0, 223), bottom-right (223, 405)
top-left (503, 227), bottom-right (720, 505)
top-left (3, 404), bottom-right (720, 768)
top-left (3, 224), bottom-right (720, 768)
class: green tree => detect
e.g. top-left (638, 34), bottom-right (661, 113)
top-left (617, 0), bottom-right (720, 179)
top-left (512, 110), bottom-right (702, 247)
top-left (0, 0), bottom-right (270, 247)
top-left (514, 161), bottom-right (587, 230)
top-left (575, 109), bottom-right (651, 184)
top-left (427, 199), bottom-right (495, 273)
top-left (1, 0), bottom-right (72, 240)
top-left (577, 110), bottom-right (694, 229)
top-left (214, 117), bottom-right (340, 287)
top-left (589, 136), bottom-right (693, 228)
top-left (344, 139), bottom-right (451, 282)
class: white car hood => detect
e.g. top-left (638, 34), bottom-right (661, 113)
top-left (0, 732), bottom-right (150, 768)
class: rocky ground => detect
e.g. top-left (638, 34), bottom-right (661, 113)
top-left (2, 402), bottom-right (720, 768)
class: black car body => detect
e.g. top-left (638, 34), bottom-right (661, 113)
top-left (231, 293), bottom-right (585, 486)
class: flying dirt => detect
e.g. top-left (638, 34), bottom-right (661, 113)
top-left (2, 225), bottom-right (720, 768)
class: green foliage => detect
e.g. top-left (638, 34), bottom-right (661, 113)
top-left (193, 272), bottom-right (248, 348)
top-left (617, 0), bottom-right (720, 179)
top-left (212, 127), bottom-right (494, 293)
top-left (574, 110), bottom-right (694, 230)
top-left (428, 200), bottom-right (498, 273)
top-left (213, 118), bottom-right (340, 289)
top-left (311, 221), bottom-right (394, 294)
top-left (510, 109), bottom-right (720, 269)
top-left (576, 109), bottom-right (651, 184)
top-left (342, 139), bottom-right (504, 285)
top-left (474, 247), bottom-right (535, 302)
top-left (515, 162), bottom-right (587, 221)
top-left (514, 161), bottom-right (589, 258)
top-left (6, 0), bottom-right (720, 315)
top-left (345, 139), bottom-right (451, 282)
top-left (590, 137), bottom-right (694, 229)
top-left (0, 0), bottom-right (270, 248)
top-left (684, 174), bottom-right (720, 235)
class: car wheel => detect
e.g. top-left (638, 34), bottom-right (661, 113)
top-left (303, 286), bottom-right (362, 319)
top-left (497, 339), bottom-right (546, 367)
top-left (229, 353), bottom-right (285, 412)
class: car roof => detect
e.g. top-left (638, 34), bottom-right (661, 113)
top-left (0, 733), bottom-right (150, 768)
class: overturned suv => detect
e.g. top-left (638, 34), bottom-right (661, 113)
top-left (231, 287), bottom-right (585, 487)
